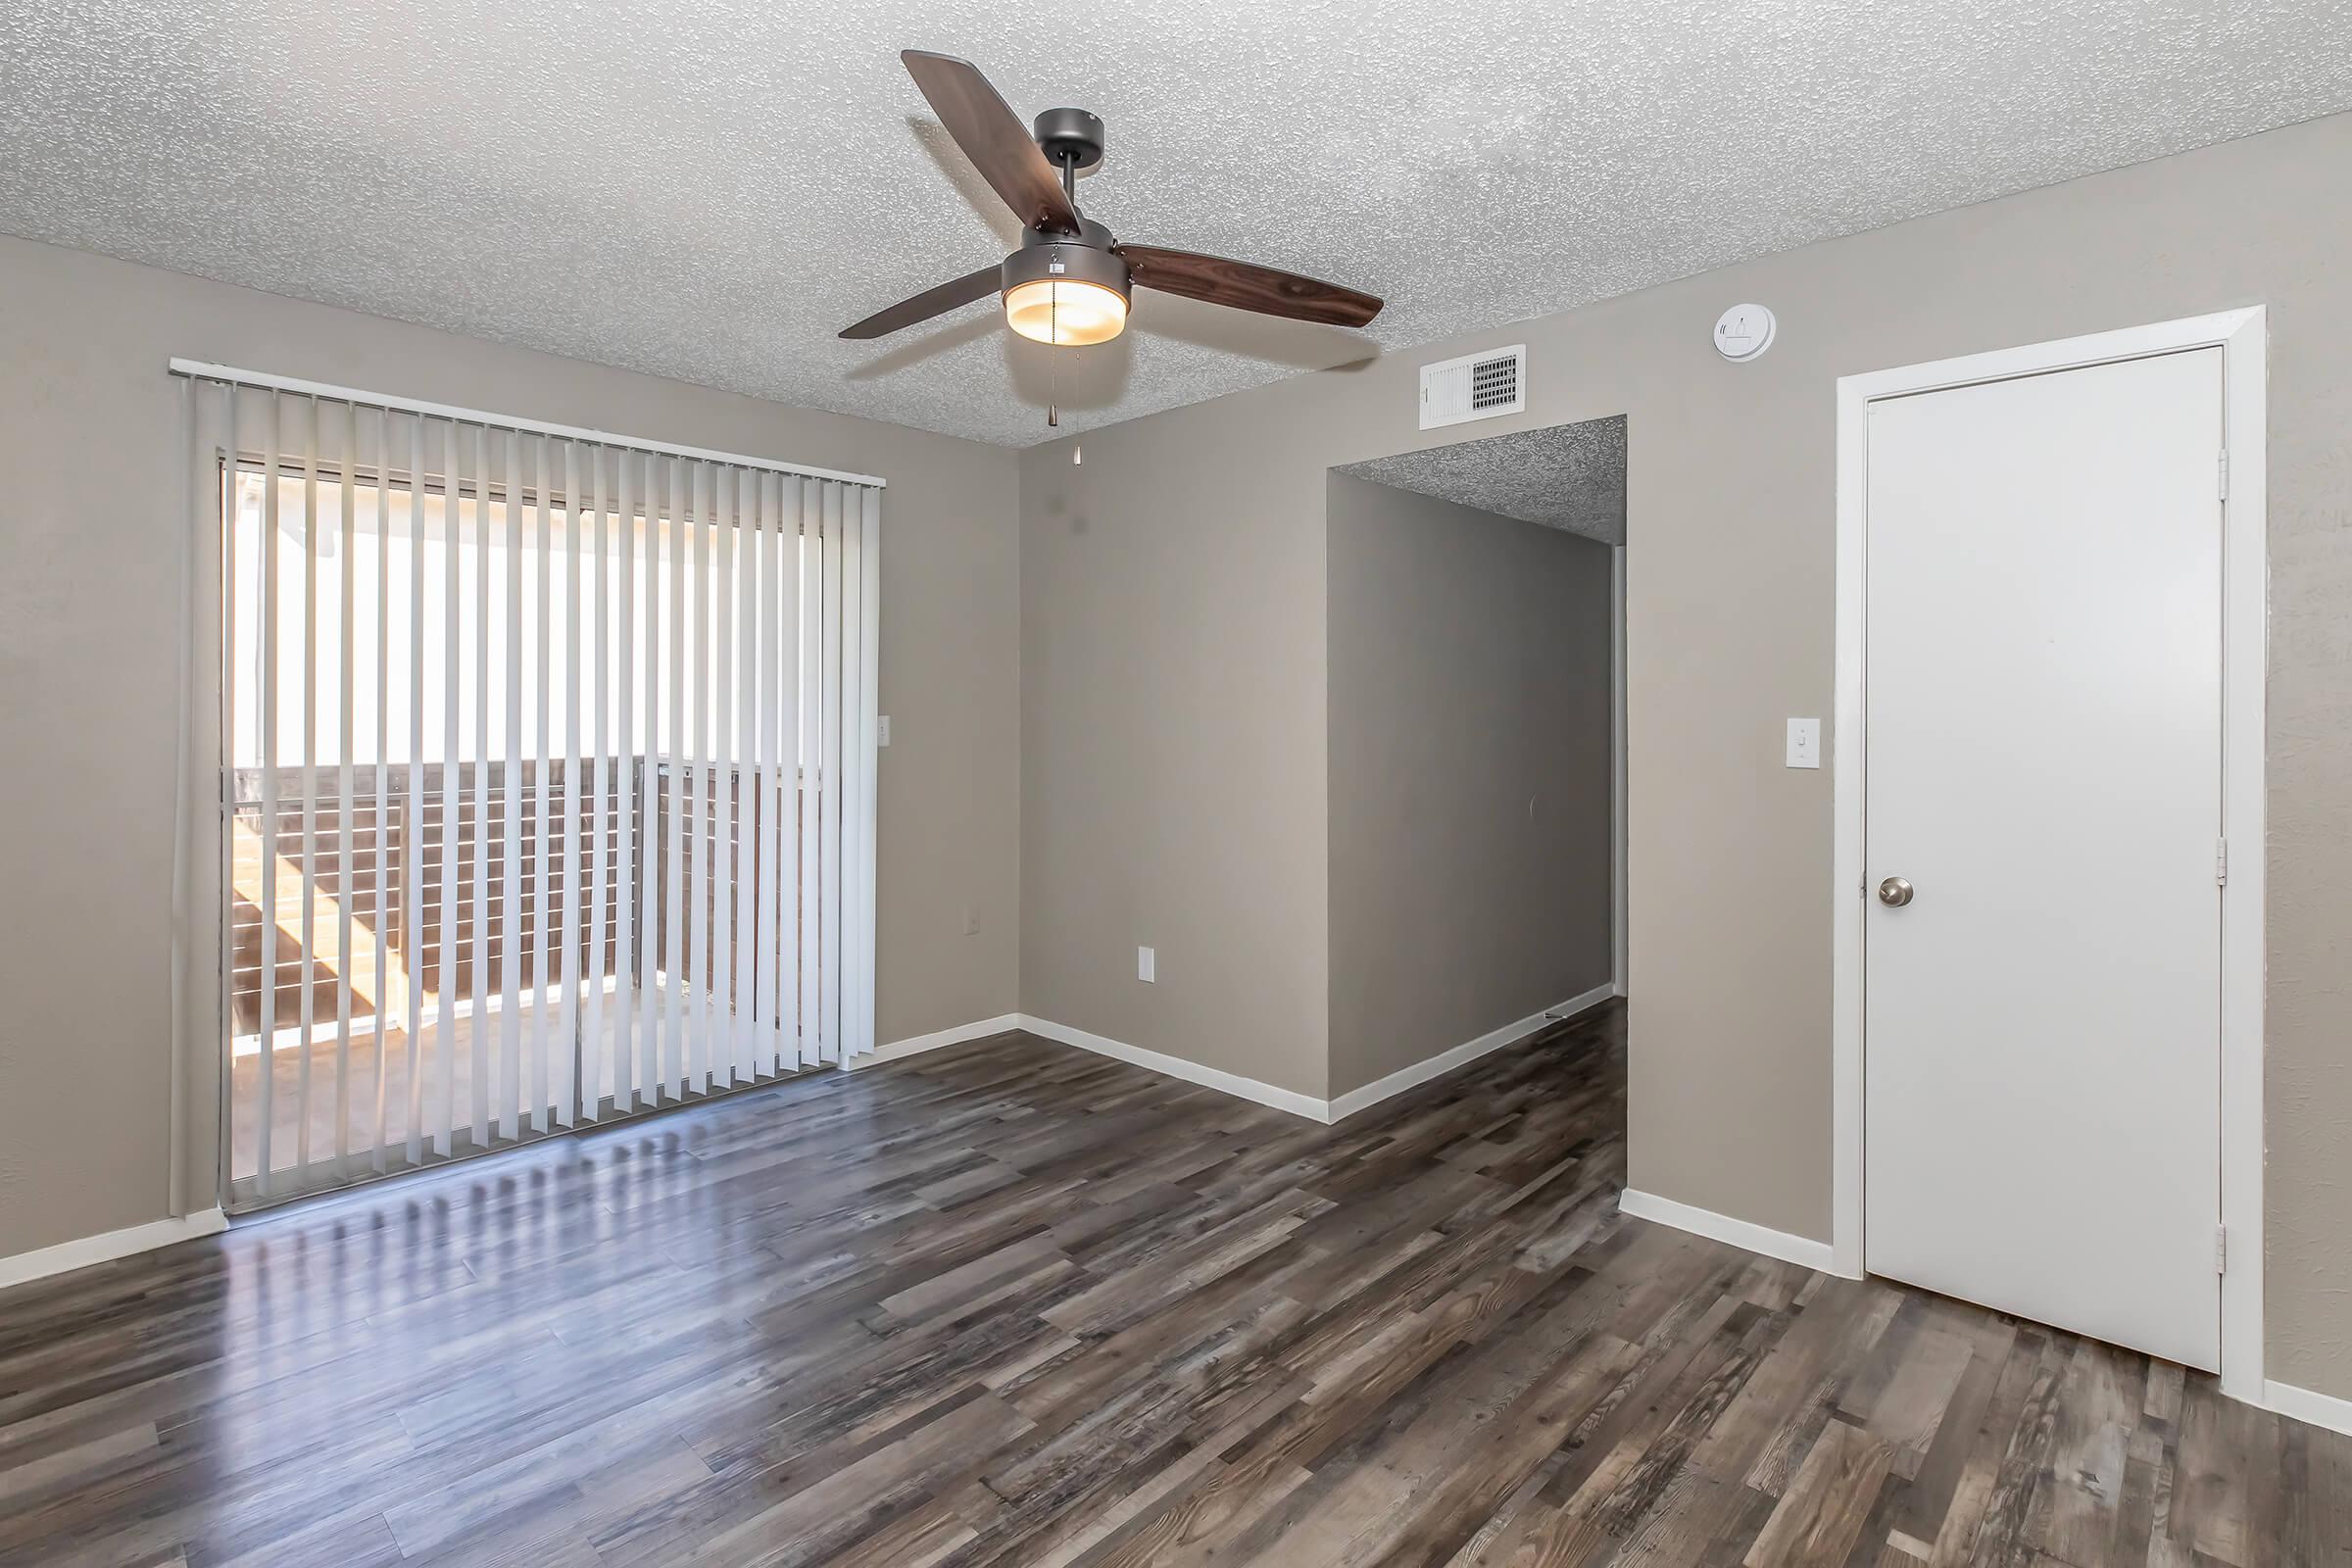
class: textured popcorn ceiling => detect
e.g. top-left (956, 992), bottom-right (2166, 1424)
top-left (1340, 417), bottom-right (1628, 545)
top-left (2, 2), bottom-right (2346, 448)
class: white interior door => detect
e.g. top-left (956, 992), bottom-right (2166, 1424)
top-left (1864, 348), bottom-right (2223, 1370)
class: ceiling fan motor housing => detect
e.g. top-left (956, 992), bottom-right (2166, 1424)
top-left (1003, 221), bottom-right (1131, 302)
top-left (1032, 107), bottom-right (1104, 171)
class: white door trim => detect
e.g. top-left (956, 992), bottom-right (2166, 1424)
top-left (1832, 307), bottom-right (2267, 1401)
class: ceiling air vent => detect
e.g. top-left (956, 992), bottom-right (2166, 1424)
top-left (1419, 344), bottom-right (1526, 430)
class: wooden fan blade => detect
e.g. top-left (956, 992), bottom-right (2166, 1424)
top-left (1119, 245), bottom-right (1383, 328)
top-left (901, 50), bottom-right (1079, 235)
top-left (839, 265), bottom-right (1002, 340)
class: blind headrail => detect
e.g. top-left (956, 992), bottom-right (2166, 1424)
top-left (168, 359), bottom-right (887, 489)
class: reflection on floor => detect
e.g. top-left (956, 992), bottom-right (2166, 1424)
top-left (5, 1001), bottom-right (2345, 1565)
top-left (228, 985), bottom-right (806, 1195)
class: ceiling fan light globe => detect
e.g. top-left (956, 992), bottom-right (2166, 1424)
top-left (1004, 278), bottom-right (1129, 345)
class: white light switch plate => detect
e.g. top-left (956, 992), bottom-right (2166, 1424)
top-left (1786, 717), bottom-right (1821, 769)
top-left (877, 715), bottom-right (891, 747)
top-left (1137, 946), bottom-right (1156, 983)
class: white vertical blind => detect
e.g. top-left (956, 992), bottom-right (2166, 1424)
top-left (434, 417), bottom-right (462, 1158)
top-left (636, 451), bottom-right (662, 1106)
top-left (256, 393), bottom-right (280, 1192)
top-left (664, 457), bottom-right (688, 1102)
top-left (613, 449), bottom-right (640, 1114)
top-left (403, 413), bottom-right (427, 1170)
top-left (296, 398), bottom-right (319, 1174)
top-left (333, 401), bottom-right (358, 1180)
top-left (369, 407), bottom-right (393, 1175)
top-left (188, 368), bottom-right (881, 1210)
top-left (469, 424), bottom-right (493, 1152)
top-left (712, 466), bottom-right (736, 1087)
top-left (531, 432), bottom-right (556, 1130)
top-left (586, 446), bottom-right (612, 1113)
top-left (734, 470), bottom-right (762, 1084)
top-left (760, 472), bottom-right (794, 1078)
top-left (688, 462), bottom-right (711, 1097)
top-left (558, 439), bottom-right (584, 1130)
top-left (499, 427), bottom-right (525, 1144)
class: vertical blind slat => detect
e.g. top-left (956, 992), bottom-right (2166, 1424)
top-left (712, 466), bottom-right (738, 1085)
top-left (333, 400), bottom-right (358, 1172)
top-left (688, 463), bottom-right (710, 1095)
top-left (434, 416), bottom-right (462, 1157)
top-left (558, 441), bottom-right (584, 1126)
top-left (531, 433), bottom-right (555, 1129)
top-left (371, 407), bottom-right (392, 1174)
top-left (297, 396), bottom-right (320, 1177)
top-left (470, 424), bottom-right (493, 1151)
top-left (780, 472), bottom-right (808, 1071)
top-left (798, 480), bottom-right (823, 1070)
top-left (664, 457), bottom-right (687, 1099)
top-left (256, 393), bottom-right (280, 1194)
top-left (404, 413), bottom-right (427, 1168)
top-left (499, 429), bottom-right (524, 1143)
top-left (614, 448), bottom-right (639, 1113)
top-left (588, 447), bottom-right (612, 1114)
top-left (639, 452), bottom-right (664, 1102)
top-left (219, 386), bottom-right (243, 1187)
top-left (739, 471), bottom-right (766, 1078)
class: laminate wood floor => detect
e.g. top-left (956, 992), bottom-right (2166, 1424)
top-left (2, 1003), bottom-right (2345, 1566)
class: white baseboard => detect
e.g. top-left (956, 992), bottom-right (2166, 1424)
top-left (2257, 1377), bottom-right (2352, 1440)
top-left (846, 1013), bottom-right (1022, 1072)
top-left (1325, 983), bottom-right (1617, 1123)
top-left (0, 1208), bottom-right (228, 1293)
top-left (1014, 1013), bottom-right (1332, 1122)
top-left (848, 990), bottom-right (1613, 1126)
top-left (1617, 1188), bottom-right (1837, 1274)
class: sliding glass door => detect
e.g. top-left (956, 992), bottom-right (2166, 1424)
top-left (188, 372), bottom-right (879, 1209)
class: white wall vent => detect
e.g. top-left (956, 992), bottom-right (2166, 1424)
top-left (1419, 344), bottom-right (1526, 429)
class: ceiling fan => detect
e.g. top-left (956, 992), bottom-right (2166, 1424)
top-left (841, 51), bottom-right (1385, 349)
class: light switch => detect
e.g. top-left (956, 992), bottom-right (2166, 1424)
top-left (877, 715), bottom-right (892, 747)
top-left (1137, 946), bottom-right (1156, 983)
top-left (1786, 717), bottom-right (1821, 769)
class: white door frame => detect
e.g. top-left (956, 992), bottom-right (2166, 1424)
top-left (1831, 307), bottom-right (2267, 1400)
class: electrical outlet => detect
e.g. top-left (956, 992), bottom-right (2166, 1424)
top-left (1137, 946), bottom-right (1155, 984)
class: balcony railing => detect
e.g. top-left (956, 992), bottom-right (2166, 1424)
top-left (226, 755), bottom-right (809, 1189)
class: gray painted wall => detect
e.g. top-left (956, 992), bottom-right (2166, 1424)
top-left (0, 232), bottom-right (1022, 1260)
top-left (1018, 111), bottom-right (2352, 1399)
top-left (1326, 474), bottom-right (1615, 1098)
top-left (1020, 396), bottom-right (1334, 1097)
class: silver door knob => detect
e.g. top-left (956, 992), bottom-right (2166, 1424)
top-left (1878, 876), bottom-right (1915, 907)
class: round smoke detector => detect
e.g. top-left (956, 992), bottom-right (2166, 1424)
top-left (1714, 303), bottom-right (1777, 362)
